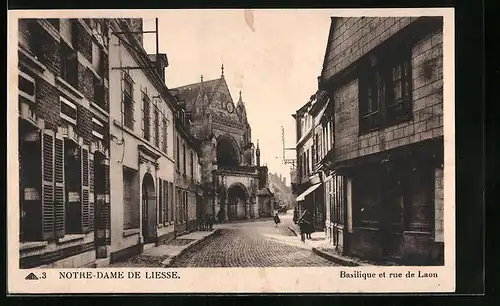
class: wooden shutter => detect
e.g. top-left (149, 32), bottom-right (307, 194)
top-left (103, 160), bottom-right (110, 244)
top-left (41, 129), bottom-right (55, 240)
top-left (88, 152), bottom-right (95, 231)
top-left (158, 178), bottom-right (162, 224)
top-left (54, 133), bottom-right (65, 238)
top-left (80, 145), bottom-right (90, 233)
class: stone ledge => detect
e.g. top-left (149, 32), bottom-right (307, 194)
top-left (123, 228), bottom-right (140, 237)
top-left (161, 229), bottom-right (220, 267)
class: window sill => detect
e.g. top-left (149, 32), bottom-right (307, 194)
top-left (91, 101), bottom-right (110, 117)
top-left (18, 48), bottom-right (47, 72)
top-left (353, 226), bottom-right (379, 231)
top-left (56, 234), bottom-right (85, 245)
top-left (20, 241), bottom-right (48, 251)
top-left (403, 230), bottom-right (433, 236)
top-left (123, 228), bottom-right (140, 237)
top-left (56, 76), bottom-right (84, 100)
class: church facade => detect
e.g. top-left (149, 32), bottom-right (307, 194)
top-left (171, 66), bottom-right (271, 221)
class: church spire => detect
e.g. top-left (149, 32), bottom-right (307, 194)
top-left (221, 63), bottom-right (225, 78)
top-left (256, 139), bottom-right (261, 167)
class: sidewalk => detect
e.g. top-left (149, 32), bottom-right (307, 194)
top-left (108, 229), bottom-right (220, 268)
top-left (287, 224), bottom-right (373, 267)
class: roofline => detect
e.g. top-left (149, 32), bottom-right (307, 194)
top-left (171, 77), bottom-right (222, 91)
top-left (320, 17), bottom-right (337, 86)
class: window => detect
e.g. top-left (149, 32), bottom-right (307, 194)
top-left (93, 74), bottom-right (105, 108)
top-left (59, 19), bottom-right (73, 46)
top-left (162, 117), bottom-right (168, 152)
top-left (190, 152), bottom-right (194, 179)
top-left (60, 96), bottom-right (77, 125)
top-left (92, 117), bottom-right (105, 139)
top-left (168, 182), bottom-right (174, 222)
top-left (183, 144), bottom-right (187, 175)
top-left (123, 167), bottom-right (139, 229)
top-left (142, 91), bottom-right (151, 141)
top-left (359, 51), bottom-right (413, 134)
top-left (176, 137), bottom-right (180, 172)
top-left (60, 41), bottom-right (78, 87)
top-left (19, 70), bottom-right (36, 103)
top-left (154, 107), bottom-right (160, 147)
top-left (122, 76), bottom-right (134, 130)
top-left (92, 41), bottom-right (104, 75)
top-left (158, 180), bottom-right (163, 225)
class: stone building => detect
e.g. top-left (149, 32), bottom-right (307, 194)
top-left (171, 67), bottom-right (269, 221)
top-left (171, 94), bottom-right (203, 235)
top-left (318, 16), bottom-right (444, 265)
top-left (17, 18), bottom-right (111, 268)
top-left (293, 89), bottom-right (331, 231)
top-left (107, 19), bottom-right (177, 263)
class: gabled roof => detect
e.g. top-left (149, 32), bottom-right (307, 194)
top-left (171, 78), bottom-right (221, 110)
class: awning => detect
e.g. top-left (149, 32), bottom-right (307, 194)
top-left (296, 183), bottom-right (321, 202)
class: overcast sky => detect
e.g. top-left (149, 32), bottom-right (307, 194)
top-left (142, 9), bottom-right (334, 185)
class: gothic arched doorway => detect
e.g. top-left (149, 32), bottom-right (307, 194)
top-left (227, 183), bottom-right (249, 220)
top-left (141, 172), bottom-right (156, 243)
top-left (216, 134), bottom-right (240, 168)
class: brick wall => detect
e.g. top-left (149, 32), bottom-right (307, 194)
top-left (75, 21), bottom-right (92, 63)
top-left (35, 78), bottom-right (60, 130)
top-left (332, 21), bottom-right (443, 162)
top-left (31, 21), bottom-right (60, 75)
top-left (76, 106), bottom-right (93, 146)
top-left (77, 62), bottom-right (94, 102)
top-left (323, 17), bottom-right (417, 80)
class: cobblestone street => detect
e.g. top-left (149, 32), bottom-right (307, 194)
top-left (169, 213), bottom-right (339, 267)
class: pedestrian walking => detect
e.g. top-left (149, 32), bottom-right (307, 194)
top-left (273, 212), bottom-right (281, 227)
top-left (293, 206), bottom-right (299, 224)
top-left (298, 209), bottom-right (313, 242)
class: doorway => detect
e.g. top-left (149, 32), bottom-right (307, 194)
top-left (227, 183), bottom-right (248, 220)
top-left (93, 152), bottom-right (107, 258)
top-left (141, 172), bottom-right (157, 243)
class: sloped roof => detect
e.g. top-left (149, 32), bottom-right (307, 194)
top-left (171, 78), bottom-right (221, 110)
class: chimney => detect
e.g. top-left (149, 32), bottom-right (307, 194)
top-left (148, 53), bottom-right (169, 83)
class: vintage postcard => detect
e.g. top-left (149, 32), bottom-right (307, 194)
top-left (7, 8), bottom-right (455, 294)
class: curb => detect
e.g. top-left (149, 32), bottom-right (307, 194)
top-left (311, 247), bottom-right (365, 267)
top-left (161, 229), bottom-right (220, 267)
top-left (288, 225), bottom-right (368, 267)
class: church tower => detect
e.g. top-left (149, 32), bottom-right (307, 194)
top-left (256, 140), bottom-right (261, 167)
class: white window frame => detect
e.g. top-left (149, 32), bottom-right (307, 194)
top-left (60, 96), bottom-right (77, 125)
top-left (18, 70), bottom-right (36, 103)
top-left (92, 117), bottom-right (104, 139)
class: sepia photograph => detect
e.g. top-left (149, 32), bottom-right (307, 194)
top-left (8, 8), bottom-right (455, 293)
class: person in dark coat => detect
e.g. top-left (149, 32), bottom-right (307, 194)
top-left (298, 209), bottom-right (313, 242)
top-left (293, 207), bottom-right (299, 224)
top-left (273, 212), bottom-right (281, 227)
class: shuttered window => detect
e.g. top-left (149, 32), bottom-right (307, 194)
top-left (141, 89), bottom-right (151, 141)
top-left (41, 130), bottom-right (55, 240)
top-left (88, 152), bottom-right (95, 231)
top-left (81, 145), bottom-right (91, 233)
top-left (54, 134), bottom-right (65, 238)
top-left (158, 179), bottom-right (163, 225)
top-left (168, 182), bottom-right (174, 223)
top-left (154, 107), bottom-right (160, 147)
top-left (123, 76), bottom-right (134, 130)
